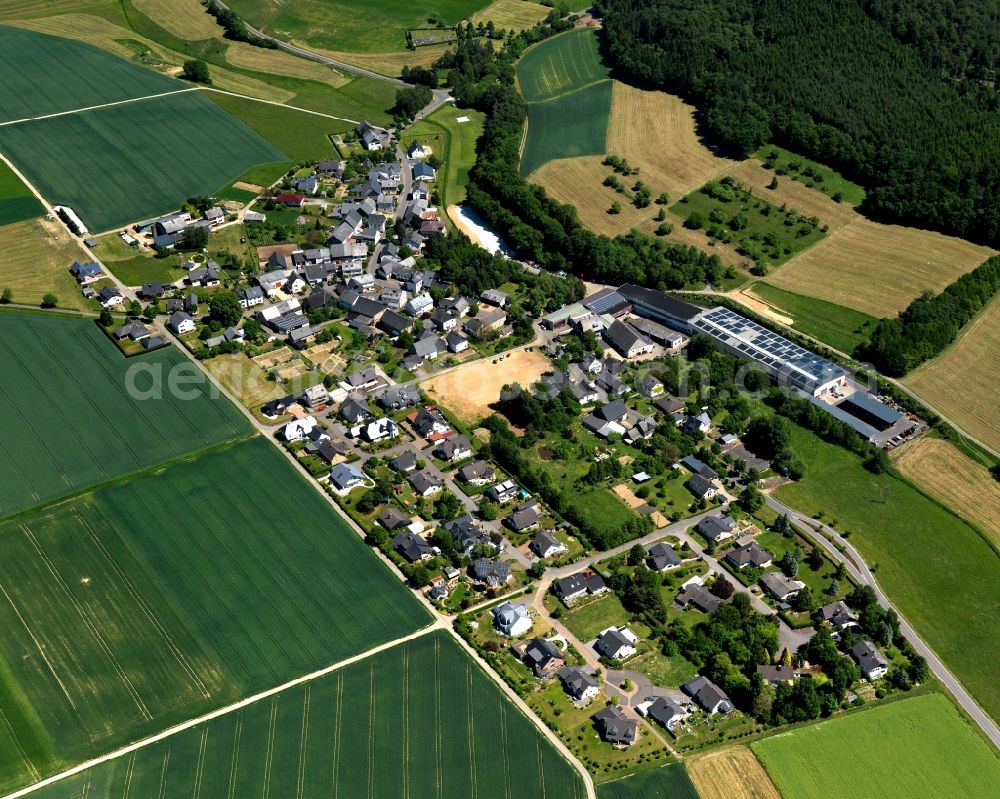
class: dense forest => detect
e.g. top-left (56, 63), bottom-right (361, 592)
top-left (596, 0), bottom-right (1000, 247)
top-left (856, 255), bottom-right (1000, 375)
top-left (435, 24), bottom-right (734, 291)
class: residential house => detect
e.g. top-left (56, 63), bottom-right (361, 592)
top-left (340, 397), bottom-right (372, 425)
top-left (98, 286), bottom-right (124, 308)
top-left (429, 308), bottom-right (458, 332)
top-left (406, 292), bottom-right (434, 316)
top-left (408, 471), bottom-right (443, 497)
top-left (281, 415), bottom-right (321, 442)
top-left (594, 626), bottom-right (638, 661)
top-left (203, 206), bottom-right (225, 227)
top-left (236, 286), bottom-right (265, 308)
top-left (357, 120), bottom-right (391, 150)
top-left (592, 706), bottom-right (637, 748)
top-left (851, 640), bottom-right (889, 680)
top-left (655, 396), bottom-right (686, 417)
top-left (819, 600), bottom-right (859, 630)
top-left (582, 398), bottom-right (630, 438)
top-left (696, 515), bottom-right (737, 545)
top-left (343, 367), bottom-right (381, 393)
top-left (379, 285), bottom-right (408, 310)
top-left (644, 697), bottom-right (690, 731)
top-left (434, 434), bottom-right (472, 463)
top-left (362, 418), bottom-right (399, 443)
top-left (444, 515), bottom-right (496, 555)
top-left (683, 412), bottom-right (713, 434)
top-left (686, 473), bottom-right (718, 501)
top-left (392, 531), bottom-right (433, 561)
top-left (675, 584), bottom-right (722, 614)
top-left (407, 141), bottom-right (431, 159)
top-left (261, 395), bottom-right (296, 418)
top-left (409, 334), bottom-right (447, 361)
top-left (457, 460), bottom-right (495, 486)
top-left (552, 571), bottom-right (608, 603)
top-left (486, 479), bottom-right (520, 505)
top-left (137, 282), bottom-right (167, 300)
top-left (168, 311), bottom-right (194, 334)
top-left (464, 306), bottom-right (506, 338)
top-left (274, 193), bottom-right (304, 207)
top-left (682, 676), bottom-right (733, 714)
top-left (504, 502), bottom-right (540, 534)
top-left (756, 664), bottom-right (797, 686)
top-left (446, 330), bottom-right (469, 353)
top-left (412, 162), bottom-right (436, 181)
top-left (329, 463), bottom-right (365, 493)
top-left (759, 571), bottom-right (806, 601)
top-left (636, 375), bottom-right (664, 398)
top-left (492, 601), bottom-right (532, 637)
top-left (377, 309), bottom-right (413, 338)
top-left (379, 385), bottom-right (421, 410)
top-left (439, 296), bottom-right (470, 317)
top-left (480, 288), bottom-right (511, 309)
top-left (531, 530), bottom-right (567, 559)
top-left (647, 543), bottom-right (681, 572)
top-left (521, 638), bottom-right (564, 678)
top-left (410, 407), bottom-right (450, 439)
top-left (558, 667), bottom-right (599, 702)
top-left (471, 558), bottom-right (510, 587)
top-left (723, 541), bottom-right (773, 570)
top-left (301, 383), bottom-right (329, 409)
top-left (681, 455), bottom-right (718, 480)
top-left (389, 451), bottom-right (418, 474)
top-left (113, 321), bottom-right (150, 342)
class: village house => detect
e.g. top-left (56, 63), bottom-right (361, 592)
top-left (531, 530), bottom-right (567, 559)
top-left (682, 676), bottom-right (733, 715)
top-left (592, 705), bottom-right (637, 748)
top-left (558, 667), bottom-right (599, 702)
top-left (851, 640), bottom-right (889, 680)
top-left (519, 638), bottom-right (564, 678)
top-left (492, 601), bottom-right (532, 637)
top-left (594, 626), bottom-right (638, 661)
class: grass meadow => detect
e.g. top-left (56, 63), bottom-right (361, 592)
top-left (516, 28), bottom-right (610, 102)
top-left (775, 424), bottom-right (1000, 723)
top-left (0, 437), bottom-right (430, 792)
top-left (0, 90), bottom-right (285, 232)
top-left (0, 311), bottom-right (250, 517)
top-left (597, 763), bottom-right (699, 799)
top-left (0, 217), bottom-right (93, 310)
top-left (402, 103), bottom-right (485, 208)
top-left (471, 0), bottom-right (550, 32)
top-left (521, 79), bottom-right (612, 176)
top-left (0, 25), bottom-right (178, 123)
top-left (0, 159), bottom-right (43, 226)
top-left (752, 693), bottom-right (1000, 798)
top-left (21, 633), bottom-right (585, 799)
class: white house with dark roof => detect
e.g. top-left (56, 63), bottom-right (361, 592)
top-left (682, 676), bottom-right (732, 714)
top-left (492, 601), bottom-right (532, 637)
top-left (594, 626), bottom-right (638, 660)
top-left (851, 640), bottom-right (889, 680)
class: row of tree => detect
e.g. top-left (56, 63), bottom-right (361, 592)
top-left (596, 0), bottom-right (1000, 249)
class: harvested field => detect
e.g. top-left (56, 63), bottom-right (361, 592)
top-left (765, 217), bottom-right (995, 317)
top-left (0, 25), bottom-right (178, 123)
top-left (727, 158), bottom-right (857, 231)
top-left (232, 180), bottom-right (263, 193)
top-left (420, 348), bottom-right (549, 424)
top-left (0, 217), bottom-right (90, 310)
top-left (892, 437), bottom-right (1000, 545)
top-left (203, 353), bottom-right (284, 411)
top-left (687, 746), bottom-right (781, 799)
top-left (0, 90), bottom-right (285, 232)
top-left (902, 293), bottom-right (1000, 453)
top-left (471, 0), bottom-right (549, 31)
top-left (22, 633), bottom-right (585, 799)
top-left (612, 484), bottom-right (667, 526)
top-left (133, 0), bottom-right (220, 39)
top-left (225, 40), bottom-right (350, 87)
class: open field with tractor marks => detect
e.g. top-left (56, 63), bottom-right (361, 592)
top-left (0, 311), bottom-right (250, 517)
top-left (0, 437), bottom-right (429, 793)
top-left (521, 79), bottom-right (612, 176)
top-left (776, 424), bottom-right (1000, 723)
top-left (686, 746), bottom-right (781, 799)
top-left (902, 292), bottom-right (1000, 454)
top-left (892, 437), bottom-right (1000, 545)
top-left (597, 763), bottom-right (699, 799)
top-left (471, 0), bottom-right (550, 32)
top-left (21, 632), bottom-right (585, 799)
top-left (0, 159), bottom-right (43, 226)
top-left (516, 27), bottom-right (609, 102)
top-left (0, 90), bottom-right (285, 232)
top-left (752, 693), bottom-right (1000, 799)
top-left (0, 217), bottom-right (92, 310)
top-left (764, 217), bottom-right (995, 318)
top-left (0, 24), bottom-right (179, 123)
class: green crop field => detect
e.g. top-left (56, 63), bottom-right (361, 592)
top-left (0, 311), bottom-right (250, 517)
top-left (22, 632), bottom-right (585, 799)
top-left (0, 437), bottom-right (430, 792)
top-left (753, 693), bottom-right (1000, 798)
top-left (520, 79), bottom-right (612, 176)
top-left (224, 0), bottom-right (490, 53)
top-left (597, 763), bottom-right (699, 799)
top-left (516, 28), bottom-right (610, 103)
top-left (0, 90), bottom-right (285, 232)
top-left (0, 25), bottom-right (179, 123)
top-left (403, 103), bottom-right (486, 207)
top-left (0, 159), bottom-right (43, 226)
top-left (776, 424), bottom-right (1000, 723)
top-left (748, 282), bottom-right (878, 353)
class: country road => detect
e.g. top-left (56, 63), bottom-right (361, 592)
top-left (764, 494), bottom-right (1000, 750)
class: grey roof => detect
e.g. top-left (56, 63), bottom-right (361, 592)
top-left (759, 571), bottom-right (804, 600)
top-left (329, 463), bottom-right (364, 490)
top-left (522, 638), bottom-right (563, 675)
top-left (682, 676), bottom-right (731, 712)
top-left (407, 471), bottom-right (442, 494)
top-left (851, 640), bottom-right (888, 675)
top-left (389, 451), bottom-right (418, 472)
top-left (676, 584), bottom-right (721, 614)
top-left (472, 558), bottom-right (509, 584)
top-left (457, 459), bottom-right (494, 483)
top-left (558, 666), bottom-right (598, 699)
top-left (391, 531), bottom-right (432, 561)
top-left (595, 399), bottom-right (628, 422)
top-left (681, 455), bottom-right (717, 479)
top-left (647, 696), bottom-right (687, 728)
top-left (723, 541), bottom-right (773, 568)
top-left (380, 384), bottom-right (421, 409)
top-left (435, 434), bottom-right (472, 461)
top-left (592, 705), bottom-right (637, 745)
top-left (819, 600), bottom-right (858, 627)
top-left (696, 515), bottom-right (736, 541)
top-left (594, 628), bottom-right (634, 660)
top-left (380, 507), bottom-right (412, 531)
top-left (531, 529), bottom-right (563, 557)
top-left (647, 542), bottom-right (681, 571)
top-left (504, 504), bottom-right (540, 532)
top-left (603, 319), bottom-right (650, 356)
top-left (686, 473), bottom-right (716, 498)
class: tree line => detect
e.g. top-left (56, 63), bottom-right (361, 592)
top-left (596, 0), bottom-right (1000, 249)
top-left (856, 256), bottom-right (1000, 375)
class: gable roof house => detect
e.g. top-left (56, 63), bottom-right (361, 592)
top-left (552, 571), bottom-right (608, 604)
top-left (520, 638), bottom-right (564, 678)
top-left (329, 462), bottom-right (365, 493)
top-left (819, 600), bottom-right (859, 630)
top-left (112, 321), bottom-right (150, 342)
top-left (851, 640), bottom-right (889, 680)
top-left (471, 558), bottom-right (510, 587)
top-left (410, 407), bottom-right (450, 439)
top-left (683, 412), bottom-right (713, 434)
top-left (409, 334), bottom-right (447, 361)
top-left (681, 455), bottom-right (718, 480)
top-left (168, 311), bottom-right (194, 335)
top-left (69, 260), bottom-right (103, 283)
top-left (696, 515), bottom-right (737, 543)
top-left (686, 473), bottom-right (718, 501)
top-left (408, 471), bottom-right (443, 497)
top-left (236, 286), bottom-right (265, 308)
top-left (682, 676), bottom-right (733, 714)
top-left (603, 320), bottom-right (655, 359)
top-left (675, 584), bottom-right (722, 614)
top-left (759, 571), bottom-right (806, 601)
top-left (446, 330), bottom-right (469, 353)
top-left (379, 385), bottom-right (421, 410)
top-left (389, 451), bottom-right (418, 474)
top-left (531, 530), bottom-right (568, 559)
top-left (636, 374), bottom-right (664, 398)
top-left (434, 434), bottom-right (473, 463)
top-left (392, 531), bottom-right (433, 561)
top-left (723, 541), bottom-right (773, 570)
top-left (491, 601), bottom-right (532, 638)
top-left (558, 667), bottom-right (599, 702)
top-left (592, 705), bottom-right (637, 748)
top-left (339, 397), bottom-right (373, 425)
top-left (594, 626), bottom-right (639, 661)
top-left (504, 502), bottom-right (541, 533)
top-left (97, 286), bottom-right (124, 308)
top-left (444, 515), bottom-right (496, 555)
top-left (644, 697), bottom-right (690, 731)
top-left (457, 459), bottom-right (495, 486)
top-left (647, 542), bottom-right (681, 572)
top-left (377, 309), bottom-right (413, 338)
top-left (361, 418), bottom-right (399, 443)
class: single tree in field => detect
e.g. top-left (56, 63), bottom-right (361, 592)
top-left (0, 287), bottom-right (12, 304)
top-left (181, 59), bottom-right (211, 84)
top-left (41, 293), bottom-right (57, 308)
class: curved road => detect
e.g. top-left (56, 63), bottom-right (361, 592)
top-left (765, 494), bottom-right (1000, 750)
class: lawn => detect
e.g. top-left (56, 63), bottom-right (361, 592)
top-left (0, 90), bottom-right (285, 232)
top-left (22, 632), bottom-right (586, 799)
top-left (516, 28), bottom-right (610, 103)
top-left (521, 79), bottom-right (613, 176)
top-left (0, 437), bottom-right (431, 793)
top-left (0, 159), bottom-right (43, 226)
top-left (224, 0), bottom-right (490, 53)
top-left (0, 310), bottom-right (251, 518)
top-left (627, 650), bottom-right (699, 688)
top-left (747, 282), bottom-right (877, 353)
top-left (562, 593), bottom-right (649, 643)
top-left (597, 763), bottom-right (699, 799)
top-left (402, 103), bottom-right (485, 208)
top-left (204, 88), bottom-right (378, 160)
top-left (752, 693), bottom-right (1000, 799)
top-left (0, 25), bottom-right (179, 123)
top-left (775, 423), bottom-right (1000, 722)
top-left (671, 180), bottom-right (826, 269)
top-left (0, 217), bottom-right (93, 310)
